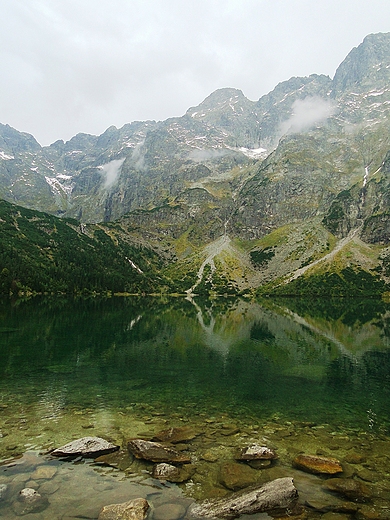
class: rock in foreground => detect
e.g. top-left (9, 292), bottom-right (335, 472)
top-left (51, 437), bottom-right (120, 457)
top-left (293, 454), bottom-right (343, 475)
top-left (235, 444), bottom-right (277, 461)
top-left (98, 498), bottom-right (149, 520)
top-left (128, 439), bottom-right (191, 463)
top-left (187, 477), bottom-right (298, 519)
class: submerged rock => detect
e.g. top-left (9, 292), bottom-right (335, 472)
top-left (152, 462), bottom-right (196, 482)
top-left (98, 497), bottom-right (149, 520)
top-left (218, 462), bottom-right (259, 491)
top-left (51, 437), bottom-right (120, 458)
top-left (128, 439), bottom-right (191, 463)
top-left (153, 503), bottom-right (187, 520)
top-left (13, 488), bottom-right (49, 516)
top-left (235, 444), bottom-right (277, 461)
top-left (152, 426), bottom-right (199, 444)
top-left (187, 477), bottom-right (298, 518)
top-left (323, 478), bottom-right (371, 502)
top-left (293, 454), bottom-right (343, 475)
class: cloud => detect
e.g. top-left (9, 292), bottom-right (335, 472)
top-left (189, 148), bottom-right (230, 162)
top-left (99, 158), bottom-right (125, 188)
top-left (279, 96), bottom-right (336, 136)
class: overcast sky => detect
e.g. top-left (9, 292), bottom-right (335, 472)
top-left (1, 0), bottom-right (389, 146)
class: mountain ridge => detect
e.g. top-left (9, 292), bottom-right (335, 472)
top-left (1, 32), bottom-right (390, 296)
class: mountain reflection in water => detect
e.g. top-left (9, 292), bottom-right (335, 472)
top-left (1, 296), bottom-right (390, 515)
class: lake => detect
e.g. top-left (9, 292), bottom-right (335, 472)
top-left (0, 296), bottom-right (390, 518)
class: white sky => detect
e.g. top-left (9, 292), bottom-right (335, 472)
top-left (1, 0), bottom-right (389, 146)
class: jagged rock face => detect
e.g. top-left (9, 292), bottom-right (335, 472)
top-left (0, 31), bottom-right (390, 249)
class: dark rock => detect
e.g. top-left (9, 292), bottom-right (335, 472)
top-left (187, 477), bottom-right (298, 518)
top-left (323, 478), bottom-right (371, 502)
top-left (98, 497), bottom-right (149, 520)
top-left (152, 462), bottom-right (196, 483)
top-left (128, 439), bottom-right (191, 463)
top-left (51, 436), bottom-right (120, 458)
top-left (94, 450), bottom-right (134, 470)
top-left (152, 426), bottom-right (199, 443)
top-left (293, 454), bottom-right (343, 475)
top-left (235, 444), bottom-right (277, 461)
top-left (13, 488), bottom-right (49, 516)
top-left (218, 462), bottom-right (259, 491)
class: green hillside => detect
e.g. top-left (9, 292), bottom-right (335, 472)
top-left (0, 199), bottom-right (168, 296)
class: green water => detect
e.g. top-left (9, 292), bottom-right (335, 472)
top-left (1, 296), bottom-right (390, 518)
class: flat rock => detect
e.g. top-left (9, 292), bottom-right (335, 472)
top-left (293, 454), bottom-right (343, 475)
top-left (235, 444), bottom-right (277, 461)
top-left (152, 426), bottom-right (199, 443)
top-left (94, 450), bottom-right (134, 470)
top-left (152, 462), bottom-right (196, 483)
top-left (219, 462), bottom-right (259, 491)
top-left (51, 437), bottom-right (119, 458)
top-left (128, 439), bottom-right (191, 463)
top-left (31, 465), bottom-right (57, 480)
top-left (323, 478), bottom-right (371, 502)
top-left (98, 498), bottom-right (149, 520)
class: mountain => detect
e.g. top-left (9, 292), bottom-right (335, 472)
top-left (1, 32), bottom-right (390, 297)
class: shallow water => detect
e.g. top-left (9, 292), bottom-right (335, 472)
top-left (1, 296), bottom-right (390, 518)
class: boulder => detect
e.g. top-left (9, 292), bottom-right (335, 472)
top-left (152, 462), bottom-right (196, 483)
top-left (153, 503), bottom-right (187, 520)
top-left (152, 426), bottom-right (199, 443)
top-left (293, 454), bottom-right (343, 475)
top-left (98, 498), bottom-right (149, 520)
top-left (218, 462), bottom-right (259, 491)
top-left (128, 439), bottom-right (191, 463)
top-left (51, 437), bottom-right (119, 458)
top-left (235, 444), bottom-right (277, 461)
top-left (323, 478), bottom-right (371, 502)
top-left (13, 488), bottom-right (49, 516)
top-left (187, 477), bottom-right (298, 519)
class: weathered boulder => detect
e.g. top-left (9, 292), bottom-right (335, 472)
top-left (128, 439), bottom-right (191, 463)
top-left (218, 462), bottom-right (259, 491)
top-left (293, 454), bottom-right (343, 475)
top-left (98, 498), bottom-right (149, 520)
top-left (51, 437), bottom-right (119, 458)
top-left (152, 462), bottom-right (196, 483)
top-left (152, 426), bottom-right (199, 444)
top-left (187, 477), bottom-right (298, 519)
top-left (13, 488), bottom-right (49, 516)
top-left (235, 444), bottom-right (277, 461)
top-left (323, 478), bottom-right (371, 502)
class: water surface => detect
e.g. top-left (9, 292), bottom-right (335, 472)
top-left (1, 296), bottom-right (390, 518)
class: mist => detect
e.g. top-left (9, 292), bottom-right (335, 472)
top-left (99, 158), bottom-right (125, 188)
top-left (279, 96), bottom-right (336, 136)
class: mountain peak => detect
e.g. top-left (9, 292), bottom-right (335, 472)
top-left (332, 32), bottom-right (390, 96)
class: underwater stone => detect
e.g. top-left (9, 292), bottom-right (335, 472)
top-left (127, 439), bottom-right (191, 463)
top-left (153, 462), bottom-right (196, 483)
top-left (293, 454), bottom-right (343, 475)
top-left (152, 426), bottom-right (199, 443)
top-left (51, 437), bottom-right (119, 458)
top-left (98, 497), bottom-right (149, 520)
top-left (235, 444), bottom-right (277, 461)
top-left (218, 462), bottom-right (259, 491)
top-left (323, 478), bottom-right (371, 502)
top-left (13, 488), bottom-right (49, 516)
